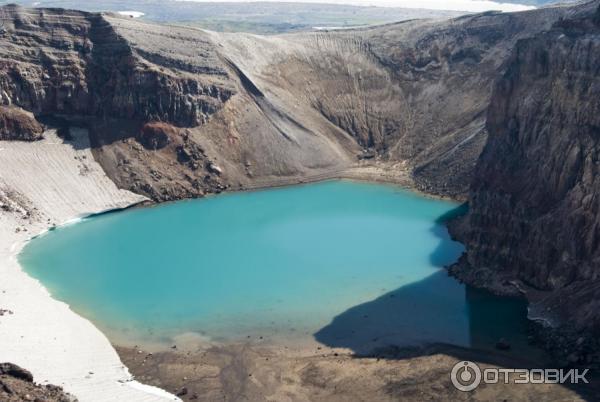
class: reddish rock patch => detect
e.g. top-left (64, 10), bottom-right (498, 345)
top-left (0, 106), bottom-right (44, 141)
top-left (137, 122), bottom-right (179, 150)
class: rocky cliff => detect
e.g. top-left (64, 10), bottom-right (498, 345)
top-left (270, 6), bottom-right (589, 196)
top-left (0, 5), bottom-right (233, 126)
top-left (218, 3), bottom-right (592, 197)
top-left (0, 5), bottom-right (360, 200)
top-left (0, 5), bottom-right (242, 200)
top-left (1, 3), bottom-right (593, 201)
top-left (451, 4), bottom-right (600, 347)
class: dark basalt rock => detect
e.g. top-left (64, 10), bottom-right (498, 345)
top-left (0, 362), bottom-right (75, 401)
top-left (452, 6), bottom-right (600, 337)
top-left (0, 363), bottom-right (33, 382)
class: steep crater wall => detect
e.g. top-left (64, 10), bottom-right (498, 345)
top-left (0, 5), bottom-right (234, 128)
top-left (452, 6), bottom-right (600, 338)
top-left (266, 4), bottom-right (591, 196)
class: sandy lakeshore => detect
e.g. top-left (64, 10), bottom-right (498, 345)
top-left (116, 340), bottom-right (594, 402)
top-left (0, 129), bottom-right (178, 401)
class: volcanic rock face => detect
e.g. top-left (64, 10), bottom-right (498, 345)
top-left (0, 5), bottom-right (239, 200)
top-left (0, 106), bottom-right (43, 140)
top-left (1, 3), bottom-right (592, 200)
top-left (220, 3), bottom-right (592, 196)
top-left (87, 14), bottom-right (234, 127)
top-left (0, 362), bottom-right (75, 401)
top-left (0, 5), bottom-right (233, 126)
top-left (452, 6), bottom-right (600, 333)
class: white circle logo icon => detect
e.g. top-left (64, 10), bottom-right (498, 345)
top-left (451, 361), bottom-right (482, 392)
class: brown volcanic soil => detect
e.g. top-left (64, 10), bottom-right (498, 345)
top-left (117, 343), bottom-right (594, 402)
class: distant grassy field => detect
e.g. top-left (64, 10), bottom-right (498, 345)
top-left (2, 0), bottom-right (571, 34)
top-left (1, 0), bottom-right (465, 34)
top-left (177, 14), bottom-right (393, 34)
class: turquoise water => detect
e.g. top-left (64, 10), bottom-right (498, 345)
top-left (19, 181), bottom-right (534, 354)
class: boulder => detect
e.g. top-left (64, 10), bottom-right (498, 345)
top-left (0, 363), bottom-right (34, 382)
top-left (0, 106), bottom-right (44, 141)
top-left (207, 162), bottom-right (223, 175)
top-left (137, 122), bottom-right (177, 150)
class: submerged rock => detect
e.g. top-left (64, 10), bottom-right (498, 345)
top-left (495, 339), bottom-right (511, 351)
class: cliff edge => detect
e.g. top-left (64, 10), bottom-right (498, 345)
top-left (452, 3), bottom-right (600, 362)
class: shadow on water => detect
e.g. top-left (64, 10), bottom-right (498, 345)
top-left (430, 202), bottom-right (468, 268)
top-left (312, 203), bottom-right (596, 399)
top-left (314, 270), bottom-right (470, 354)
top-left (314, 203), bottom-right (538, 360)
top-left (313, 268), bottom-right (541, 362)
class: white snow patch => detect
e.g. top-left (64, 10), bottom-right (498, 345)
top-left (117, 11), bottom-right (146, 18)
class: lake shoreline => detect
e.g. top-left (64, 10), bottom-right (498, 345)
top-left (21, 180), bottom-right (469, 357)
top-left (115, 340), bottom-right (588, 402)
top-left (126, 164), bottom-right (464, 220)
top-left (0, 131), bottom-right (178, 401)
top-left (223, 163), bottom-right (464, 203)
top-left (0, 131), bottom-right (433, 401)
top-left (0, 133), bottom-right (580, 402)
